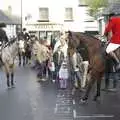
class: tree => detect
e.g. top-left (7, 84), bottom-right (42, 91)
top-left (84, 0), bottom-right (109, 16)
top-left (84, 0), bottom-right (120, 16)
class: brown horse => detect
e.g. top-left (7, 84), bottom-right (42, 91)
top-left (66, 31), bottom-right (120, 102)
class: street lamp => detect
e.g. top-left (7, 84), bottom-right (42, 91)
top-left (21, 0), bottom-right (22, 32)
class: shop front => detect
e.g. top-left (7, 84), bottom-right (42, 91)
top-left (25, 22), bottom-right (63, 46)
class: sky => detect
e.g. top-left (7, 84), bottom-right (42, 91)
top-left (0, 0), bottom-right (22, 15)
top-left (0, 0), bottom-right (39, 16)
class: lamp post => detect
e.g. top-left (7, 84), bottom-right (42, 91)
top-left (21, 0), bottom-right (22, 33)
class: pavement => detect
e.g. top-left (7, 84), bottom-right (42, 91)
top-left (0, 66), bottom-right (120, 120)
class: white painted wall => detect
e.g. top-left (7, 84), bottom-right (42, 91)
top-left (2, 0), bottom-right (98, 32)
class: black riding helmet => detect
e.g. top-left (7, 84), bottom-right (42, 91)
top-left (108, 11), bottom-right (120, 18)
top-left (23, 28), bottom-right (26, 31)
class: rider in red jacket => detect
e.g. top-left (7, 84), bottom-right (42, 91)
top-left (104, 13), bottom-right (120, 69)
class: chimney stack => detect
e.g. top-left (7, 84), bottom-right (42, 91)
top-left (8, 5), bottom-right (12, 15)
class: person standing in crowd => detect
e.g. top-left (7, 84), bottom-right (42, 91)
top-left (71, 48), bottom-right (83, 91)
top-left (53, 45), bottom-right (64, 81)
top-left (18, 28), bottom-right (30, 41)
top-left (22, 28), bottom-right (30, 41)
top-left (53, 33), bottom-right (68, 58)
top-left (51, 36), bottom-right (57, 50)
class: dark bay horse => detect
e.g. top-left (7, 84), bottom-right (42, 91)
top-left (67, 31), bottom-right (120, 102)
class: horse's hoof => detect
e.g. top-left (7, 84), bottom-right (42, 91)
top-left (41, 78), bottom-right (47, 81)
top-left (80, 88), bottom-right (86, 92)
top-left (7, 86), bottom-right (11, 89)
top-left (93, 97), bottom-right (97, 101)
top-left (93, 96), bottom-right (100, 101)
top-left (107, 88), bottom-right (117, 92)
top-left (80, 98), bottom-right (88, 104)
top-left (101, 88), bottom-right (108, 91)
top-left (37, 79), bottom-right (42, 82)
top-left (52, 79), bottom-right (56, 83)
top-left (11, 85), bottom-right (15, 88)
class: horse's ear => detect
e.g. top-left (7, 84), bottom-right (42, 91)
top-left (67, 31), bottom-right (72, 37)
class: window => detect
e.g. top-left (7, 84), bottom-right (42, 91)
top-left (39, 8), bottom-right (49, 22)
top-left (78, 0), bottom-right (88, 6)
top-left (64, 8), bottom-right (73, 21)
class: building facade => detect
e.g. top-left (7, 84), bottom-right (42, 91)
top-left (23, 0), bottom-right (98, 42)
top-left (0, 7), bottom-right (21, 39)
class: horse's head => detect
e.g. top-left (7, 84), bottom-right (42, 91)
top-left (18, 39), bottom-right (25, 53)
top-left (66, 31), bottom-right (80, 57)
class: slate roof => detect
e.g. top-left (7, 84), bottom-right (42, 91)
top-left (0, 9), bottom-right (21, 24)
top-left (103, 2), bottom-right (120, 15)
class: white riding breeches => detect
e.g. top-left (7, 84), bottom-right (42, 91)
top-left (106, 43), bottom-right (120, 53)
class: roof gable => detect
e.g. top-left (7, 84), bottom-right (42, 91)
top-left (0, 10), bottom-right (20, 24)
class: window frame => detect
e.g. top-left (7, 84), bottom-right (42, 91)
top-left (39, 7), bottom-right (49, 22)
top-left (64, 7), bottom-right (73, 22)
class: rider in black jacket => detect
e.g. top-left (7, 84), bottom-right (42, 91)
top-left (0, 23), bottom-right (9, 44)
top-left (0, 23), bottom-right (9, 66)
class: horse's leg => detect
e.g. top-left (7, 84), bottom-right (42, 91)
top-left (11, 72), bottom-right (15, 87)
top-left (18, 52), bottom-right (21, 66)
top-left (4, 65), bottom-right (10, 88)
top-left (81, 76), bottom-right (96, 102)
top-left (81, 69), bottom-right (97, 102)
top-left (92, 71), bottom-right (103, 101)
top-left (93, 79), bottom-right (101, 101)
top-left (29, 51), bottom-right (32, 64)
top-left (113, 72), bottom-right (117, 89)
top-left (23, 52), bottom-right (25, 66)
top-left (25, 52), bottom-right (28, 64)
top-left (6, 73), bottom-right (10, 88)
top-left (104, 72), bottom-right (110, 89)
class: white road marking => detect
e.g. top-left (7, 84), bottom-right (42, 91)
top-left (72, 99), bottom-right (75, 105)
top-left (73, 109), bottom-right (77, 118)
top-left (76, 114), bottom-right (114, 118)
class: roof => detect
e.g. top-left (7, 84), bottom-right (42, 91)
top-left (0, 9), bottom-right (21, 25)
top-left (103, 2), bottom-right (120, 15)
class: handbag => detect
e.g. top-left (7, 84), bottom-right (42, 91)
top-left (48, 61), bottom-right (55, 71)
top-left (59, 63), bottom-right (68, 79)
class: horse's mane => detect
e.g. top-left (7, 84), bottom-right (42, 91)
top-left (75, 32), bottom-right (100, 41)
top-left (82, 32), bottom-right (99, 40)
top-left (7, 38), bottom-right (17, 46)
